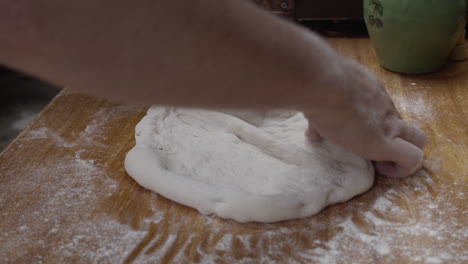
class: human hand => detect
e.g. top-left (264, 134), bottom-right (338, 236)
top-left (304, 58), bottom-right (427, 177)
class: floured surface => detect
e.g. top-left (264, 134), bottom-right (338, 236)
top-left (125, 107), bottom-right (374, 222)
top-left (1, 39), bottom-right (467, 264)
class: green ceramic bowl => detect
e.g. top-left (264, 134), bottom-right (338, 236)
top-left (364, 0), bottom-right (467, 73)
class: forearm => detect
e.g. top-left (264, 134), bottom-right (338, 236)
top-left (0, 0), bottom-right (343, 110)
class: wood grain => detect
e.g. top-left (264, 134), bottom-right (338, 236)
top-left (0, 38), bottom-right (467, 263)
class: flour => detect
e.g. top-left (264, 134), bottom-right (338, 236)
top-left (0, 102), bottom-right (144, 263)
top-left (2, 93), bottom-right (465, 263)
top-left (125, 107), bottom-right (374, 222)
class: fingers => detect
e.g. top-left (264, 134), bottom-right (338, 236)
top-left (306, 127), bottom-right (323, 142)
top-left (304, 117), bottom-right (323, 142)
top-left (374, 161), bottom-right (398, 177)
top-left (375, 120), bottom-right (427, 177)
top-left (398, 121), bottom-right (428, 149)
top-left (376, 138), bottom-right (424, 177)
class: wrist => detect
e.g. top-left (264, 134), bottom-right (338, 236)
top-left (297, 47), bottom-right (350, 113)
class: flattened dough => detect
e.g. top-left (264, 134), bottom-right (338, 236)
top-left (125, 107), bottom-right (374, 222)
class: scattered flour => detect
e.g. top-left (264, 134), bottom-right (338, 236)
top-left (214, 234), bottom-right (233, 251)
top-left (392, 91), bottom-right (434, 121)
top-left (0, 102), bottom-right (144, 263)
top-left (111, 158), bottom-right (466, 264)
top-left (1, 93), bottom-right (466, 264)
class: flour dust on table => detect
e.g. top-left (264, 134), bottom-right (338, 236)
top-left (125, 107), bottom-right (374, 222)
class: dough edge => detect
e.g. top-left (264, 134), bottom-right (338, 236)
top-left (125, 143), bottom-right (374, 223)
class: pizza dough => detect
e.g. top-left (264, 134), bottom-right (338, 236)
top-left (125, 107), bottom-right (374, 223)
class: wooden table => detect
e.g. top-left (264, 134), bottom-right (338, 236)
top-left (1, 39), bottom-right (467, 263)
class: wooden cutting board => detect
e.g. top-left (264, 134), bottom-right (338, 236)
top-left (0, 38), bottom-right (467, 264)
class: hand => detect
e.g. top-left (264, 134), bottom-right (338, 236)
top-left (304, 58), bottom-right (427, 177)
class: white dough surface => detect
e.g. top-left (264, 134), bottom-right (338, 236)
top-left (125, 107), bottom-right (374, 222)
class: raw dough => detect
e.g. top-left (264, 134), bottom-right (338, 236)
top-left (125, 107), bottom-right (374, 222)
